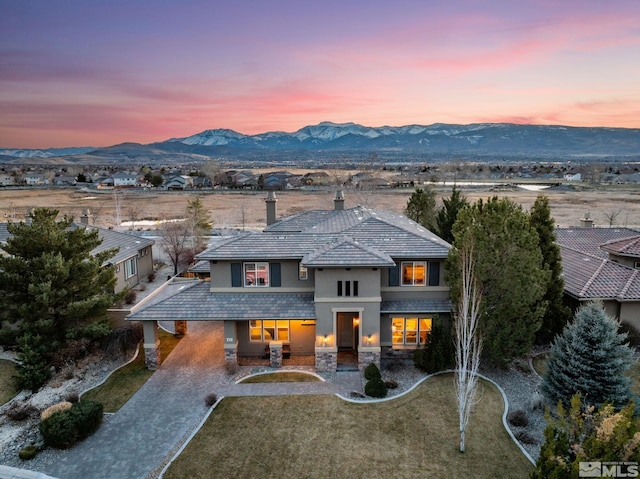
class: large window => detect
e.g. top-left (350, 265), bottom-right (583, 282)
top-left (249, 320), bottom-right (290, 342)
top-left (401, 261), bottom-right (426, 286)
top-left (244, 262), bottom-right (269, 287)
top-left (124, 257), bottom-right (137, 279)
top-left (392, 317), bottom-right (432, 345)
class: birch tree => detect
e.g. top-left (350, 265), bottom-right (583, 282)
top-left (454, 241), bottom-right (483, 453)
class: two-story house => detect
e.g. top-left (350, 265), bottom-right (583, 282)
top-left (129, 191), bottom-right (451, 372)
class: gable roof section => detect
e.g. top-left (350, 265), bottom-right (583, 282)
top-left (555, 227), bottom-right (640, 258)
top-left (600, 235), bottom-right (640, 258)
top-left (302, 236), bottom-right (395, 267)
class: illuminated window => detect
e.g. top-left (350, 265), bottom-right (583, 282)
top-left (299, 263), bottom-right (308, 280)
top-left (249, 320), bottom-right (290, 342)
top-left (244, 262), bottom-right (269, 287)
top-left (392, 317), bottom-right (432, 345)
top-left (401, 261), bottom-right (426, 286)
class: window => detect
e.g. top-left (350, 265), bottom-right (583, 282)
top-left (392, 317), bottom-right (432, 345)
top-left (249, 320), bottom-right (289, 342)
top-left (124, 257), bottom-right (137, 279)
top-left (299, 263), bottom-right (308, 280)
top-left (401, 262), bottom-right (426, 285)
top-left (337, 280), bottom-right (359, 297)
top-left (244, 262), bottom-right (269, 287)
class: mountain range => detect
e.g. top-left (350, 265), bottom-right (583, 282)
top-left (2, 122), bottom-right (639, 165)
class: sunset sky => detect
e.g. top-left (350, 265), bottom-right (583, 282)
top-left (1, 0), bottom-right (639, 149)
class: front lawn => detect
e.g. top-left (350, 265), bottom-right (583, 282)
top-left (164, 374), bottom-right (533, 479)
top-left (81, 330), bottom-right (181, 412)
top-left (0, 359), bottom-right (18, 405)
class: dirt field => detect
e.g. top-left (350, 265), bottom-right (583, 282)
top-left (1, 183), bottom-right (639, 231)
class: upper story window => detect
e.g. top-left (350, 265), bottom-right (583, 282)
top-left (402, 261), bottom-right (426, 286)
top-left (244, 262), bottom-right (269, 287)
top-left (299, 263), bottom-right (308, 280)
top-left (337, 280), bottom-right (358, 297)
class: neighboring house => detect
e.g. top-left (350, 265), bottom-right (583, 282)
top-left (23, 173), bottom-right (46, 185)
top-left (53, 175), bottom-right (77, 186)
top-left (0, 212), bottom-right (155, 295)
top-left (96, 176), bottom-right (115, 189)
top-left (0, 174), bottom-right (14, 186)
top-left (129, 191), bottom-right (452, 371)
top-left (113, 171), bottom-right (138, 188)
top-left (164, 175), bottom-right (194, 190)
top-left (556, 225), bottom-right (640, 330)
top-left (563, 173), bottom-right (582, 182)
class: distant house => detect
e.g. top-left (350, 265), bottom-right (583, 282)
top-left (53, 175), bottom-right (77, 186)
top-left (556, 226), bottom-right (640, 331)
top-left (96, 176), bottom-right (115, 189)
top-left (164, 175), bottom-right (194, 190)
top-left (113, 172), bottom-right (138, 188)
top-left (563, 173), bottom-right (582, 182)
top-left (23, 173), bottom-right (46, 185)
top-left (0, 174), bottom-right (14, 186)
top-left (129, 191), bottom-right (452, 371)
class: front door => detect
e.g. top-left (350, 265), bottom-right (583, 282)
top-left (337, 312), bottom-right (359, 350)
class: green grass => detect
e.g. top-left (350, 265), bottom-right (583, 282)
top-left (82, 330), bottom-right (181, 412)
top-left (240, 372), bottom-right (321, 383)
top-left (0, 359), bottom-right (19, 405)
top-left (164, 374), bottom-right (533, 479)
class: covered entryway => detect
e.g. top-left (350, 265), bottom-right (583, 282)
top-left (336, 311), bottom-right (359, 370)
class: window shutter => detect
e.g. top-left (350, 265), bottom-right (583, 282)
top-left (428, 261), bottom-right (440, 286)
top-left (270, 263), bottom-right (281, 287)
top-left (231, 263), bottom-right (242, 287)
top-left (389, 264), bottom-right (399, 286)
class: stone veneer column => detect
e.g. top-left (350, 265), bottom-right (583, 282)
top-left (224, 341), bottom-right (238, 364)
top-left (358, 347), bottom-right (381, 371)
top-left (174, 320), bottom-right (187, 336)
top-left (315, 348), bottom-right (338, 372)
top-left (269, 341), bottom-right (283, 368)
top-left (142, 320), bottom-right (161, 370)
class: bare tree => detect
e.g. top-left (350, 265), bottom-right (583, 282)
top-left (603, 207), bottom-right (623, 227)
top-left (454, 241), bottom-right (483, 453)
top-left (159, 220), bottom-right (191, 275)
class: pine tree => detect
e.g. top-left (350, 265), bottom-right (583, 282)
top-left (542, 301), bottom-right (633, 410)
top-left (436, 185), bottom-right (468, 244)
top-left (530, 195), bottom-right (571, 344)
top-left (404, 186), bottom-right (437, 231)
top-left (0, 208), bottom-right (117, 390)
top-left (446, 196), bottom-right (549, 365)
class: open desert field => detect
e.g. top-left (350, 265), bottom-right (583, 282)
top-left (1, 182), bottom-right (639, 231)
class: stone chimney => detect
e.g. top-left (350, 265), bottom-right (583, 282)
top-left (334, 190), bottom-right (345, 211)
top-left (265, 191), bottom-right (277, 226)
top-left (580, 213), bottom-right (594, 228)
top-left (80, 208), bottom-right (93, 226)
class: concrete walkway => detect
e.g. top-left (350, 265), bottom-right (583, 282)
top-left (40, 322), bottom-right (361, 479)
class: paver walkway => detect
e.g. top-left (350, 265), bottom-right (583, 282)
top-left (40, 322), bottom-right (360, 479)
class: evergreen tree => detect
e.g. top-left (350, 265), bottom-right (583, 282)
top-left (0, 208), bottom-right (117, 390)
top-left (541, 301), bottom-right (633, 410)
top-left (435, 185), bottom-right (468, 244)
top-left (404, 186), bottom-right (437, 231)
top-left (446, 196), bottom-right (549, 365)
top-left (530, 195), bottom-right (571, 344)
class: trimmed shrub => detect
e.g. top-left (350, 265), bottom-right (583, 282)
top-left (507, 409), bottom-right (529, 428)
top-left (41, 401), bottom-right (73, 421)
top-left (364, 362), bottom-right (382, 381)
top-left (18, 445), bottom-right (37, 461)
top-left (224, 361), bottom-right (239, 376)
top-left (204, 393), bottom-right (218, 407)
top-left (40, 400), bottom-right (103, 449)
top-left (124, 289), bottom-right (137, 305)
top-left (65, 390), bottom-right (80, 403)
top-left (384, 380), bottom-right (398, 389)
top-left (365, 377), bottom-right (388, 398)
top-left (515, 430), bottom-right (538, 445)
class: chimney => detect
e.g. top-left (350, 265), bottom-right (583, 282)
top-left (80, 208), bottom-right (93, 226)
top-left (580, 213), bottom-right (593, 228)
top-left (265, 191), bottom-right (277, 226)
top-left (334, 190), bottom-right (345, 211)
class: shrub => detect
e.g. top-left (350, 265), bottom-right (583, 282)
top-left (148, 272), bottom-right (156, 283)
top-left (65, 390), bottom-right (80, 403)
top-left (41, 401), bottom-right (73, 421)
top-left (6, 402), bottom-right (37, 422)
top-left (412, 318), bottom-right (454, 373)
top-left (204, 393), bottom-right (218, 407)
top-left (124, 289), bottom-right (137, 305)
top-left (40, 400), bottom-right (103, 449)
top-left (224, 361), bottom-right (239, 375)
top-left (507, 409), bottom-right (529, 428)
top-left (365, 377), bottom-right (388, 398)
top-left (18, 445), bottom-right (37, 461)
top-left (384, 380), bottom-right (398, 389)
top-left (515, 430), bottom-right (537, 445)
top-left (364, 362), bottom-right (382, 381)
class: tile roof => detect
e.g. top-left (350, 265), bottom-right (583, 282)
top-left (601, 236), bottom-right (640, 258)
top-left (128, 281), bottom-right (315, 321)
top-left (555, 227), bottom-right (640, 258)
top-left (380, 299), bottom-right (452, 314)
top-left (302, 236), bottom-right (395, 267)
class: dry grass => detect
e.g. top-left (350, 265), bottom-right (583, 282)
top-left (239, 372), bottom-right (321, 383)
top-left (164, 374), bottom-right (533, 479)
top-left (81, 330), bottom-right (181, 412)
top-left (0, 359), bottom-right (18, 405)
